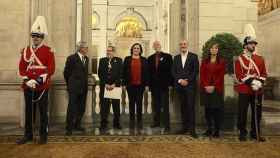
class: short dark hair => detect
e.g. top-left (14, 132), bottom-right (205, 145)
top-left (107, 45), bottom-right (115, 52)
top-left (130, 43), bottom-right (143, 55)
top-left (31, 33), bottom-right (44, 39)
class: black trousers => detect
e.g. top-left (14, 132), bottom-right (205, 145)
top-left (151, 87), bottom-right (170, 127)
top-left (205, 107), bottom-right (222, 132)
top-left (237, 93), bottom-right (263, 136)
top-left (24, 88), bottom-right (49, 138)
top-left (127, 85), bottom-right (144, 123)
top-left (99, 85), bottom-right (121, 128)
top-left (66, 91), bottom-right (87, 131)
top-left (177, 88), bottom-right (196, 132)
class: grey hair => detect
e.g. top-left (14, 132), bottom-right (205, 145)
top-left (76, 41), bottom-right (88, 50)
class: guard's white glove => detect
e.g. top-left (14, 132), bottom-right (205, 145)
top-left (25, 79), bottom-right (38, 89)
top-left (145, 86), bottom-right (149, 92)
top-left (251, 79), bottom-right (262, 91)
top-left (205, 86), bottom-right (215, 93)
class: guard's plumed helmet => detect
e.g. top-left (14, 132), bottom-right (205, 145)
top-left (243, 36), bottom-right (258, 46)
top-left (31, 16), bottom-right (48, 38)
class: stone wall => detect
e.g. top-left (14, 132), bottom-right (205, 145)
top-left (0, 0), bottom-right (77, 125)
top-left (198, 0), bottom-right (258, 57)
top-left (258, 8), bottom-right (280, 99)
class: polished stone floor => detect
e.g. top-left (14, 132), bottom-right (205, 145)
top-left (0, 100), bottom-right (279, 137)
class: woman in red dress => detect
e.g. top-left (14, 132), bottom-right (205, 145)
top-left (200, 43), bottom-right (226, 138)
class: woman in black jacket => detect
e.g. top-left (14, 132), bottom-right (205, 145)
top-left (123, 43), bottom-right (149, 129)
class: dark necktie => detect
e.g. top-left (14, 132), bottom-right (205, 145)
top-left (82, 56), bottom-right (86, 65)
top-left (155, 53), bottom-right (160, 71)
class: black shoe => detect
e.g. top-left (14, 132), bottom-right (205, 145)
top-left (150, 123), bottom-right (160, 128)
top-left (250, 133), bottom-right (257, 139)
top-left (38, 137), bottom-right (47, 144)
top-left (65, 130), bottom-right (72, 136)
top-left (250, 134), bottom-right (266, 142)
top-left (213, 131), bottom-right (220, 138)
top-left (137, 123), bottom-right (143, 129)
top-left (99, 126), bottom-right (107, 134)
top-left (129, 123), bottom-right (135, 129)
top-left (113, 124), bottom-right (122, 130)
top-left (177, 129), bottom-right (188, 134)
top-left (190, 132), bottom-right (198, 139)
top-left (258, 136), bottom-right (266, 142)
top-left (74, 126), bottom-right (85, 132)
top-left (164, 126), bottom-right (170, 132)
top-left (239, 135), bottom-right (247, 142)
top-left (203, 130), bottom-right (212, 137)
top-left (16, 136), bottom-right (33, 145)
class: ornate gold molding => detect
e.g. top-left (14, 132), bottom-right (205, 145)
top-left (258, 0), bottom-right (280, 15)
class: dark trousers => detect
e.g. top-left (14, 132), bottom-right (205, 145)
top-left (177, 88), bottom-right (196, 133)
top-left (66, 91), bottom-right (87, 131)
top-left (127, 85), bottom-right (144, 123)
top-left (205, 107), bottom-right (222, 132)
top-left (99, 85), bottom-right (121, 128)
top-left (238, 93), bottom-right (263, 136)
top-left (151, 87), bottom-right (170, 127)
top-left (24, 89), bottom-right (49, 138)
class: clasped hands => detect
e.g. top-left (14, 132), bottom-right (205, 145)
top-left (105, 84), bottom-right (115, 91)
top-left (178, 79), bottom-right (188, 87)
top-left (205, 86), bottom-right (215, 93)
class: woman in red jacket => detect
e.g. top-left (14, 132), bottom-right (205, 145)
top-left (200, 43), bottom-right (226, 138)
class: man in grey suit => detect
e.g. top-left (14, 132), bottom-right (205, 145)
top-left (172, 40), bottom-right (199, 138)
top-left (64, 41), bottom-right (89, 136)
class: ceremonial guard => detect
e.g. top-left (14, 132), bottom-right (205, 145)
top-left (234, 36), bottom-right (267, 142)
top-left (16, 16), bottom-right (55, 144)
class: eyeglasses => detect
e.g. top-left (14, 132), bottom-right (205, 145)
top-left (31, 35), bottom-right (43, 38)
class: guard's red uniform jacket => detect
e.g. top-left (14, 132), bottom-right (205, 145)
top-left (19, 44), bottom-right (55, 91)
top-left (234, 52), bottom-right (267, 95)
top-left (200, 58), bottom-right (226, 94)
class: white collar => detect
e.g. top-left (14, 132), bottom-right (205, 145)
top-left (77, 52), bottom-right (85, 61)
top-left (181, 50), bottom-right (188, 57)
top-left (244, 50), bottom-right (252, 58)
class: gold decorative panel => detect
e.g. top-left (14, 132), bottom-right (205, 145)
top-left (258, 0), bottom-right (280, 15)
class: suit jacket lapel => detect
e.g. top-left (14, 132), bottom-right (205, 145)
top-left (75, 53), bottom-right (87, 70)
top-left (75, 53), bottom-right (83, 66)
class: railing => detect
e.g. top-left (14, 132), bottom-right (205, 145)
top-left (0, 78), bottom-right (185, 126)
top-left (92, 85), bottom-right (153, 115)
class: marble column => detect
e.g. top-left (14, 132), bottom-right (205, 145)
top-left (169, 0), bottom-right (181, 54)
top-left (154, 0), bottom-right (170, 52)
top-left (185, 0), bottom-right (199, 54)
top-left (81, 0), bottom-right (93, 53)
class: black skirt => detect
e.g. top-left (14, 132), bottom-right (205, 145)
top-left (200, 91), bottom-right (224, 109)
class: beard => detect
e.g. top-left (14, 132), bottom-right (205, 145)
top-left (247, 46), bottom-right (255, 53)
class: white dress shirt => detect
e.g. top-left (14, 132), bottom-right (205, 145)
top-left (181, 51), bottom-right (188, 68)
top-left (78, 52), bottom-right (85, 64)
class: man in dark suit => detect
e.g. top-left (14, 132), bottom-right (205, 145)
top-left (63, 41), bottom-right (89, 136)
top-left (172, 40), bottom-right (199, 138)
top-left (98, 46), bottom-right (123, 132)
top-left (148, 41), bottom-right (173, 131)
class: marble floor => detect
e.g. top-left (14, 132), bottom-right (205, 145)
top-left (0, 100), bottom-right (279, 137)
